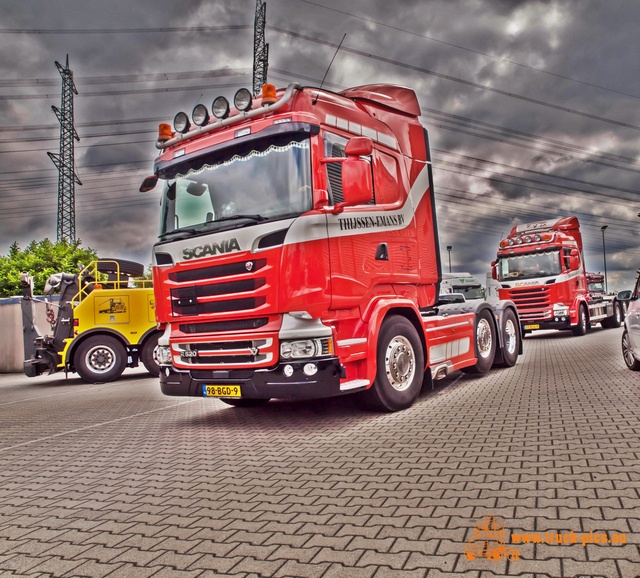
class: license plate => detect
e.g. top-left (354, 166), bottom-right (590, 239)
top-left (202, 385), bottom-right (242, 398)
top-left (524, 324), bottom-right (540, 330)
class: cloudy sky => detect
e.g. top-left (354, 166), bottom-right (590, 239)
top-left (1, 0), bottom-right (639, 290)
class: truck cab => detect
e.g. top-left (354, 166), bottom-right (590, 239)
top-left (143, 82), bottom-right (521, 411)
top-left (494, 216), bottom-right (621, 335)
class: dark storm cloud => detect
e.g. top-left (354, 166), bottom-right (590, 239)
top-left (0, 0), bottom-right (638, 289)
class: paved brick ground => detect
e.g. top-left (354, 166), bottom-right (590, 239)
top-left (0, 325), bottom-right (638, 577)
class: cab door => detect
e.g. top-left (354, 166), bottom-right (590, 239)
top-left (322, 132), bottom-right (391, 309)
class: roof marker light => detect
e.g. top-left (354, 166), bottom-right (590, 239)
top-left (261, 83), bottom-right (277, 104)
top-left (158, 123), bottom-right (173, 142)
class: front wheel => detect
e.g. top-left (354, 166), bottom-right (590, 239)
top-left (572, 305), bottom-right (588, 336)
top-left (461, 309), bottom-right (497, 374)
top-left (361, 315), bottom-right (425, 412)
top-left (75, 335), bottom-right (127, 383)
top-left (622, 329), bottom-right (640, 371)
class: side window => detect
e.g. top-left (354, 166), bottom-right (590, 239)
top-left (323, 132), bottom-right (348, 205)
top-left (323, 131), bottom-right (375, 206)
top-left (373, 150), bottom-right (400, 205)
top-left (562, 248), bottom-right (572, 271)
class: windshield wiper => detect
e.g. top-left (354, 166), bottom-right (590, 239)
top-left (160, 215), bottom-right (267, 241)
top-left (215, 214), bottom-right (266, 223)
top-left (160, 227), bottom-right (199, 241)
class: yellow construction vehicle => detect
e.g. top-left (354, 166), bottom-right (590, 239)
top-left (21, 259), bottom-right (161, 383)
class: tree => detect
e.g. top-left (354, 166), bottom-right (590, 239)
top-left (0, 239), bottom-right (98, 297)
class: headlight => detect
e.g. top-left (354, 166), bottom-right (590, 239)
top-left (156, 345), bottom-right (172, 365)
top-left (553, 303), bottom-right (569, 316)
top-left (280, 338), bottom-right (333, 360)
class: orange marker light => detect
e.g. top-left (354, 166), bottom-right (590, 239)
top-left (158, 123), bottom-right (173, 142)
top-left (261, 83), bottom-right (277, 104)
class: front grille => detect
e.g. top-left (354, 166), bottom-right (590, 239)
top-left (169, 259), bottom-right (266, 282)
top-left (173, 338), bottom-right (274, 367)
top-left (179, 317), bottom-right (269, 334)
top-left (172, 296), bottom-right (266, 316)
top-left (165, 253), bottom-right (276, 368)
top-left (507, 286), bottom-right (552, 321)
top-left (168, 256), bottom-right (271, 317)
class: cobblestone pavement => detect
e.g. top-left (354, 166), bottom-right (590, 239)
top-left (0, 326), bottom-right (638, 578)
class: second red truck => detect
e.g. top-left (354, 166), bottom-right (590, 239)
top-left (493, 216), bottom-right (623, 336)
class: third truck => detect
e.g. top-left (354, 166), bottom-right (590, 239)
top-left (493, 216), bottom-right (623, 335)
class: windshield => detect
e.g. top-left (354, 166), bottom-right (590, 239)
top-left (452, 285), bottom-right (484, 299)
top-left (497, 250), bottom-right (562, 281)
top-left (159, 135), bottom-right (312, 238)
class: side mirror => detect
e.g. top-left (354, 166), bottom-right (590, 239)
top-left (140, 175), bottom-right (158, 192)
top-left (340, 158), bottom-right (373, 207)
top-left (344, 136), bottom-right (373, 157)
top-left (490, 260), bottom-right (497, 280)
top-left (569, 249), bottom-right (580, 271)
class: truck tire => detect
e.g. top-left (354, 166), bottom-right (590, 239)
top-left (75, 335), bottom-right (127, 383)
top-left (499, 308), bottom-right (520, 367)
top-left (141, 332), bottom-right (161, 377)
top-left (461, 309), bottom-right (496, 375)
top-left (572, 304), bottom-right (587, 336)
top-left (362, 315), bottom-right (425, 412)
top-left (610, 302), bottom-right (622, 328)
top-left (97, 258), bottom-right (145, 278)
top-left (622, 329), bottom-right (640, 371)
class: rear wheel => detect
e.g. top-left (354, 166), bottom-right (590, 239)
top-left (622, 329), bottom-right (640, 370)
top-left (611, 302), bottom-right (622, 328)
top-left (499, 308), bottom-right (520, 367)
top-left (362, 315), bottom-right (424, 412)
top-left (572, 305), bottom-right (588, 336)
top-left (75, 335), bottom-right (127, 383)
top-left (141, 332), bottom-right (160, 377)
top-left (461, 309), bottom-right (496, 374)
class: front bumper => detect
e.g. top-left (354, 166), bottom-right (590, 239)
top-left (521, 318), bottom-right (572, 331)
top-left (160, 356), bottom-right (344, 400)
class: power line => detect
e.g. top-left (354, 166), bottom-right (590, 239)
top-left (0, 67), bottom-right (251, 88)
top-left (269, 26), bottom-right (640, 132)
top-left (291, 0), bottom-right (640, 102)
top-left (0, 25), bottom-right (251, 35)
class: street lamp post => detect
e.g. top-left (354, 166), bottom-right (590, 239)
top-left (446, 246), bottom-right (452, 273)
top-left (601, 225), bottom-right (608, 293)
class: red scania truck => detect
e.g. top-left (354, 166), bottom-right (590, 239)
top-left (493, 216), bottom-right (623, 336)
top-left (140, 82), bottom-right (521, 412)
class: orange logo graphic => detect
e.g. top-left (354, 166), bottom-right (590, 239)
top-left (465, 515), bottom-right (520, 562)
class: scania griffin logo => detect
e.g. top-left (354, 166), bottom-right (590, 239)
top-left (182, 238), bottom-right (241, 260)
